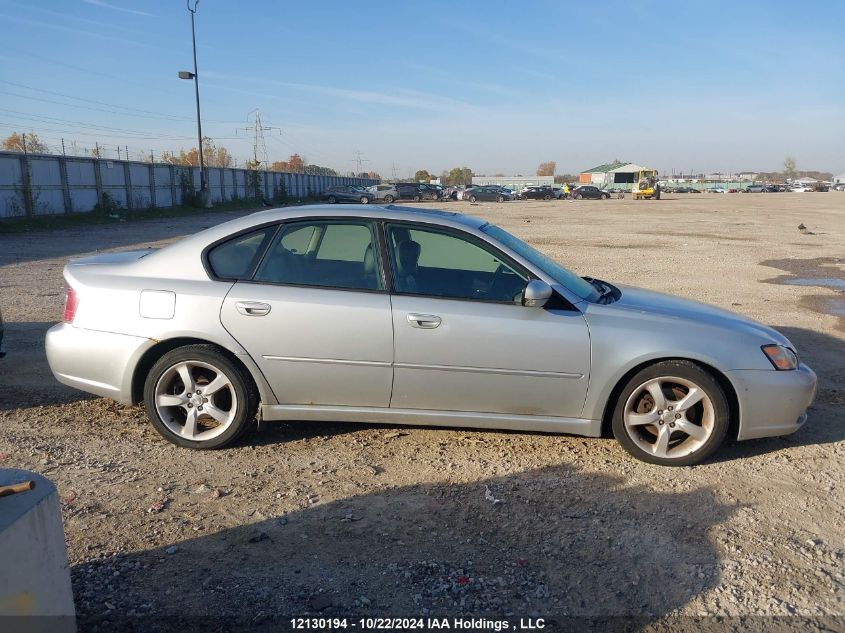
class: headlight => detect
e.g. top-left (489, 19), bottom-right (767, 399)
top-left (761, 344), bottom-right (798, 370)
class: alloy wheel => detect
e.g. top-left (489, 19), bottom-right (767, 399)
top-left (622, 375), bottom-right (715, 459)
top-left (154, 360), bottom-right (239, 442)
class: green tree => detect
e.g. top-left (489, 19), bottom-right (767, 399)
top-left (447, 166), bottom-right (473, 186)
top-left (414, 169), bottom-right (432, 183)
top-left (2, 132), bottom-right (49, 154)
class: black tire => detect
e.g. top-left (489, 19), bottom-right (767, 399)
top-left (603, 193), bottom-right (610, 199)
top-left (143, 345), bottom-right (259, 450)
top-left (327, 195), bottom-right (337, 204)
top-left (611, 360), bottom-right (729, 467)
top-left (543, 194), bottom-right (551, 200)
top-left (469, 195), bottom-right (477, 203)
top-left (496, 195), bottom-right (504, 203)
top-left (413, 194), bottom-right (421, 202)
top-left (360, 196), bottom-right (370, 204)
top-left (574, 194), bottom-right (582, 200)
top-left (384, 195), bottom-right (395, 203)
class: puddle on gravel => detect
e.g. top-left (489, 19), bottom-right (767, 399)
top-left (762, 257), bottom-right (845, 329)
top-left (782, 278), bottom-right (845, 289)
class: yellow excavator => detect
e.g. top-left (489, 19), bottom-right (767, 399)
top-left (632, 169), bottom-right (660, 200)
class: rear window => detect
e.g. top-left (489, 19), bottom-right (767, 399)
top-left (207, 227), bottom-right (275, 279)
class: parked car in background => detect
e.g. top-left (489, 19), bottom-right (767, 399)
top-left (709, 187), bottom-right (727, 194)
top-left (571, 185), bottom-right (610, 200)
top-left (520, 186), bottom-right (555, 200)
top-left (394, 183), bottom-right (437, 201)
top-left (367, 184), bottom-right (398, 203)
top-left (323, 185), bottom-right (373, 204)
top-left (744, 184), bottom-right (770, 193)
top-left (789, 185), bottom-right (812, 193)
top-left (464, 186), bottom-right (512, 202)
top-left (45, 204), bottom-right (817, 466)
top-left (833, 183), bottom-right (845, 191)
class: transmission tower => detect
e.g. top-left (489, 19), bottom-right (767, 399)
top-left (354, 150), bottom-right (369, 176)
top-left (237, 109), bottom-right (281, 169)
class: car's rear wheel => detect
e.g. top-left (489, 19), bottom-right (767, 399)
top-left (611, 360), bottom-right (729, 466)
top-left (327, 195), bottom-right (337, 204)
top-left (496, 195), bottom-right (504, 203)
top-left (574, 194), bottom-right (582, 200)
top-left (413, 194), bottom-right (421, 202)
top-left (384, 195), bottom-right (395, 203)
top-left (469, 195), bottom-right (477, 203)
top-left (543, 194), bottom-right (551, 200)
top-left (360, 196), bottom-right (370, 204)
top-left (144, 345), bottom-right (258, 450)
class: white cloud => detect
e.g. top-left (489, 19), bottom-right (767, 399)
top-left (81, 0), bottom-right (154, 18)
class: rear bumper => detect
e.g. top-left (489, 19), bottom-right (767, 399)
top-left (728, 363), bottom-right (817, 440)
top-left (45, 323), bottom-right (153, 405)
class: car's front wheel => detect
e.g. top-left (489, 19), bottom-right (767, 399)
top-left (611, 360), bottom-right (729, 466)
top-left (384, 195), bottom-right (395, 203)
top-left (468, 195), bottom-right (477, 203)
top-left (496, 195), bottom-right (504, 203)
top-left (144, 345), bottom-right (258, 449)
top-left (574, 194), bottom-right (582, 200)
top-left (327, 195), bottom-right (337, 204)
top-left (360, 196), bottom-right (370, 204)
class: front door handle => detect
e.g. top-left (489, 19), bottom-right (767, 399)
top-left (407, 313), bottom-right (441, 329)
top-left (236, 301), bottom-right (271, 316)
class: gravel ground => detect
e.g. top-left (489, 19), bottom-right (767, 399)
top-left (1, 193), bottom-right (844, 631)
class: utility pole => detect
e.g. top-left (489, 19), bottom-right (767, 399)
top-left (22, 133), bottom-right (27, 154)
top-left (61, 138), bottom-right (66, 156)
top-left (95, 142), bottom-right (100, 159)
top-left (391, 162), bottom-right (397, 181)
top-left (179, 0), bottom-right (210, 207)
top-left (236, 108), bottom-right (280, 169)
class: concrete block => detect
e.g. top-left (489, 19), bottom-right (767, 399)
top-left (0, 469), bottom-right (76, 632)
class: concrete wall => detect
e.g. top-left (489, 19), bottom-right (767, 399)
top-left (0, 469), bottom-right (76, 631)
top-left (0, 151), bottom-right (378, 218)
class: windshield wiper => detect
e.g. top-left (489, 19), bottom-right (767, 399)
top-left (584, 277), bottom-right (615, 303)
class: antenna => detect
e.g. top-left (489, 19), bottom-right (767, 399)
top-left (237, 108), bottom-right (281, 169)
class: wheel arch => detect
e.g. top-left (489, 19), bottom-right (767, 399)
top-left (131, 337), bottom-right (274, 406)
top-left (598, 356), bottom-right (740, 440)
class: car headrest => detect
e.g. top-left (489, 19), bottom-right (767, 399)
top-left (396, 240), bottom-right (421, 277)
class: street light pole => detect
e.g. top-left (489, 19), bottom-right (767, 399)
top-left (185, 0), bottom-right (210, 207)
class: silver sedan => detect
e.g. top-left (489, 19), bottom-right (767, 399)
top-left (45, 205), bottom-right (817, 465)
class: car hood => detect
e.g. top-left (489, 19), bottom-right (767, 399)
top-left (602, 284), bottom-right (793, 348)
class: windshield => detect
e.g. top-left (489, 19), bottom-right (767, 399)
top-left (480, 223), bottom-right (600, 301)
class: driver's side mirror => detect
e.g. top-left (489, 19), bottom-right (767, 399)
top-left (522, 279), bottom-right (553, 308)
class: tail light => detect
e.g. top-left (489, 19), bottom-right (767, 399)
top-left (63, 286), bottom-right (79, 323)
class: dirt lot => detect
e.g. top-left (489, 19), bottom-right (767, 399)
top-left (1, 193), bottom-right (844, 631)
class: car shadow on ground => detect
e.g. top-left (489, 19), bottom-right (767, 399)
top-left (712, 326), bottom-right (845, 463)
top-left (72, 463), bottom-right (735, 631)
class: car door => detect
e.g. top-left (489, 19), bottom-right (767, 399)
top-left (385, 222), bottom-right (591, 418)
top-left (220, 219), bottom-right (393, 407)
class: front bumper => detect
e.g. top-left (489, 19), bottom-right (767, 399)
top-left (728, 362), bottom-right (817, 440)
top-left (45, 323), bottom-right (154, 404)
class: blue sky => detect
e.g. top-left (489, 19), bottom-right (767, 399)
top-left (1, 0), bottom-right (843, 176)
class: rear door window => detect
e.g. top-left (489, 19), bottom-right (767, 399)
top-left (207, 227), bottom-right (276, 279)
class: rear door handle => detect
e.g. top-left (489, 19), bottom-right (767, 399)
top-left (236, 301), bottom-right (271, 316)
top-left (407, 313), bottom-right (441, 329)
